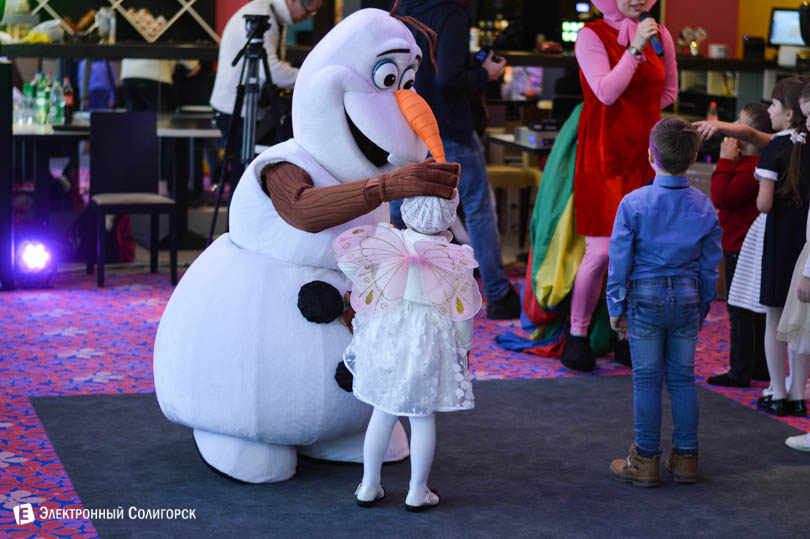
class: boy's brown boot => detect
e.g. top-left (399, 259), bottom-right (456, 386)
top-left (665, 452), bottom-right (698, 483)
top-left (609, 443), bottom-right (660, 487)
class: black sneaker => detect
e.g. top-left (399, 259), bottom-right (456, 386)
top-left (707, 372), bottom-right (750, 388)
top-left (560, 334), bottom-right (595, 372)
top-left (486, 287), bottom-right (521, 320)
top-left (614, 339), bottom-right (631, 367)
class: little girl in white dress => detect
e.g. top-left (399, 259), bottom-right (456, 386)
top-left (777, 207), bottom-right (810, 451)
top-left (333, 193), bottom-right (480, 511)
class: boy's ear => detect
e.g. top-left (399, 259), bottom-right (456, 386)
top-left (648, 147), bottom-right (655, 166)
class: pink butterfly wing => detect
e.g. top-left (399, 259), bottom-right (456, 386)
top-left (333, 225), bottom-right (410, 317)
top-left (413, 240), bottom-right (482, 321)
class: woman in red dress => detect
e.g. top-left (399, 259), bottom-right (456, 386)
top-left (561, 0), bottom-right (679, 371)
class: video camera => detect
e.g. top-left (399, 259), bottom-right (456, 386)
top-left (474, 21), bottom-right (522, 65)
top-left (243, 13), bottom-right (271, 40)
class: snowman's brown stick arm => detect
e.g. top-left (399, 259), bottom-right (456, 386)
top-left (262, 162), bottom-right (384, 233)
top-left (262, 161), bottom-right (458, 233)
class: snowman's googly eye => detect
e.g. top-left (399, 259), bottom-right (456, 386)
top-left (373, 60), bottom-right (399, 90)
top-left (399, 67), bottom-right (416, 90)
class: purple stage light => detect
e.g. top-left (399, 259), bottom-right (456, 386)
top-left (14, 239), bottom-right (56, 288)
top-left (19, 241), bottom-right (51, 271)
top-left (576, 2), bottom-right (591, 13)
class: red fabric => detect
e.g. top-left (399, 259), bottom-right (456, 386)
top-left (574, 20), bottom-right (666, 237)
top-left (710, 155), bottom-right (761, 253)
top-left (114, 215), bottom-right (135, 263)
top-left (517, 337), bottom-right (566, 359)
top-left (521, 248), bottom-right (558, 326)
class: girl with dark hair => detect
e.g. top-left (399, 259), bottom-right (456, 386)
top-left (753, 77), bottom-right (810, 417)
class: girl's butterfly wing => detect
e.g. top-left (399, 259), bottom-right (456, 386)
top-left (333, 225), bottom-right (410, 317)
top-left (413, 240), bottom-right (482, 321)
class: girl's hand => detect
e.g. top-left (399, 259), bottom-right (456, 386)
top-left (693, 120), bottom-right (726, 140)
top-left (631, 17), bottom-right (659, 51)
top-left (797, 276), bottom-right (810, 303)
top-left (719, 137), bottom-right (739, 160)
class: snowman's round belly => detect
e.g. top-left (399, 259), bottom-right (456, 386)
top-left (154, 234), bottom-right (371, 444)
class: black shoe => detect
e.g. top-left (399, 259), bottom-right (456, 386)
top-left (707, 372), bottom-right (750, 388)
top-left (787, 399), bottom-right (808, 417)
top-left (760, 397), bottom-right (789, 416)
top-left (486, 287), bottom-right (521, 320)
top-left (614, 339), bottom-right (631, 367)
top-left (756, 395), bottom-right (772, 410)
top-left (752, 370), bottom-right (771, 382)
top-left (560, 335), bottom-right (595, 372)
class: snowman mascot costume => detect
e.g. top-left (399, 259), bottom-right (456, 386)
top-left (153, 7), bottom-right (460, 483)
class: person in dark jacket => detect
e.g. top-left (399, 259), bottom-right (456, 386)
top-left (392, 0), bottom-right (521, 320)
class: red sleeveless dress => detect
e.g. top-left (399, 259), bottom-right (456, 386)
top-left (574, 20), bottom-right (666, 237)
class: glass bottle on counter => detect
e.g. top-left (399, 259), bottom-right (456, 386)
top-left (706, 101), bottom-right (719, 121)
top-left (48, 79), bottom-right (65, 125)
top-left (34, 82), bottom-right (49, 125)
top-left (21, 83), bottom-right (35, 125)
top-left (62, 77), bottom-right (75, 124)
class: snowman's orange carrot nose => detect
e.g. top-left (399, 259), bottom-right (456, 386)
top-left (395, 89), bottom-right (445, 163)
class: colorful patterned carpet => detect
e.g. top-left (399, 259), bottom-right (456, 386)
top-left (1, 268), bottom-right (808, 538)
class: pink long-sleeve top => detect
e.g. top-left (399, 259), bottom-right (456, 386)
top-left (575, 20), bottom-right (678, 108)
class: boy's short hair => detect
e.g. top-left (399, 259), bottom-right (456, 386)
top-left (649, 116), bottom-right (701, 175)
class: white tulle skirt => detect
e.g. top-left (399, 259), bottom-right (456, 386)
top-left (728, 213), bottom-right (767, 313)
top-left (343, 301), bottom-right (474, 417)
top-left (777, 242), bottom-right (810, 354)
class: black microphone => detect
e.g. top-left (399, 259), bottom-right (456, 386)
top-left (639, 11), bottom-right (665, 57)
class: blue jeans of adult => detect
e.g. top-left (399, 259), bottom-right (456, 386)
top-left (627, 277), bottom-right (701, 457)
top-left (390, 132), bottom-right (510, 301)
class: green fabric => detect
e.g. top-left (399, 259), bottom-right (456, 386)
top-left (525, 102), bottom-right (611, 353)
top-left (588, 298), bottom-right (612, 356)
top-left (529, 102), bottom-right (583, 288)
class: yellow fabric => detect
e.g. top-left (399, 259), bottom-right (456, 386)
top-left (533, 195), bottom-right (585, 309)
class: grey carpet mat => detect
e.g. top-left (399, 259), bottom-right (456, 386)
top-left (31, 377), bottom-right (810, 538)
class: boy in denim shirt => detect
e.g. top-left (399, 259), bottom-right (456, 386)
top-left (607, 116), bottom-right (722, 486)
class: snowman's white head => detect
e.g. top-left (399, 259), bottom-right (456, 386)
top-left (291, 8), bottom-right (437, 183)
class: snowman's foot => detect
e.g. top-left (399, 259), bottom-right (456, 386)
top-left (193, 429), bottom-right (297, 483)
top-left (297, 420), bottom-right (410, 463)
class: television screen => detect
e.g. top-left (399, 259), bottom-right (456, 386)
top-left (769, 8), bottom-right (805, 46)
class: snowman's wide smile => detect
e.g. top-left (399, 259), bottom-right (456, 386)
top-left (345, 109), bottom-right (390, 168)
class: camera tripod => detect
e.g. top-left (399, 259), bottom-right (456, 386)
top-left (208, 14), bottom-right (276, 246)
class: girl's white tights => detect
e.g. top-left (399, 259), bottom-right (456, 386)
top-left (765, 307), bottom-right (788, 399)
top-left (788, 351), bottom-right (810, 401)
top-left (361, 407), bottom-right (436, 495)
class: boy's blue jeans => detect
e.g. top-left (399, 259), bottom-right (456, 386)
top-left (627, 277), bottom-right (700, 457)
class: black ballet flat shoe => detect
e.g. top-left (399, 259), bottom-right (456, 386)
top-left (787, 399), bottom-right (808, 417)
top-left (762, 398), bottom-right (789, 417)
top-left (756, 395), bottom-right (772, 410)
